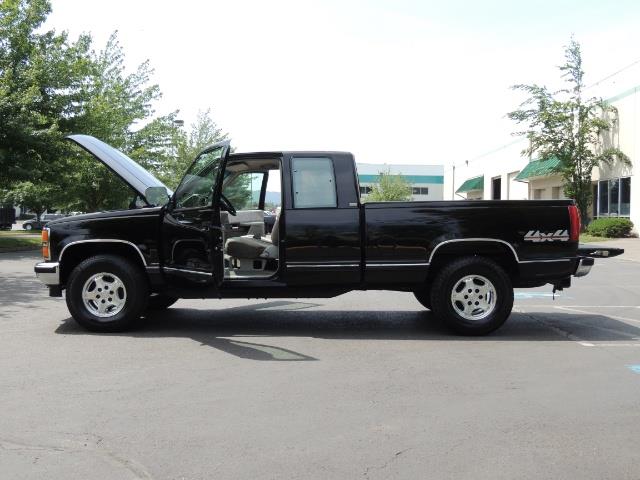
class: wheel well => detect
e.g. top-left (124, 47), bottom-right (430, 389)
top-left (59, 243), bottom-right (146, 286)
top-left (427, 241), bottom-right (518, 282)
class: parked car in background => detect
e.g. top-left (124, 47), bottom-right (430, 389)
top-left (0, 205), bottom-right (16, 230)
top-left (23, 213), bottom-right (66, 231)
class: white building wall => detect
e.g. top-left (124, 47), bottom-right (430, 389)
top-left (446, 139), bottom-right (529, 200)
top-left (528, 176), bottom-right (566, 199)
top-left (446, 74), bottom-right (639, 233)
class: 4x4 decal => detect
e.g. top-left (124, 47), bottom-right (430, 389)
top-left (524, 230), bottom-right (569, 242)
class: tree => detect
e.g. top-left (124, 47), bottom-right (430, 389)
top-left (1, 1), bottom-right (232, 213)
top-left (59, 32), bottom-right (179, 212)
top-left (0, 0), bottom-right (92, 185)
top-left (366, 170), bottom-right (412, 202)
top-left (508, 39), bottom-right (629, 225)
top-left (159, 109), bottom-right (230, 189)
top-left (1, 181), bottom-right (58, 220)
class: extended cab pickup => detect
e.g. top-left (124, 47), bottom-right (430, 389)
top-left (35, 135), bottom-right (622, 335)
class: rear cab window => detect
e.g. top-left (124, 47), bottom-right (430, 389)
top-left (291, 157), bottom-right (337, 208)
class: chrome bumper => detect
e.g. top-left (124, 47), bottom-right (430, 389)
top-left (34, 262), bottom-right (60, 286)
top-left (574, 257), bottom-right (594, 277)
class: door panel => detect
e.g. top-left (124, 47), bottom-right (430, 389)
top-left (282, 153), bottom-right (361, 286)
top-left (162, 207), bottom-right (216, 286)
top-left (284, 208), bottom-right (361, 285)
top-left (161, 141), bottom-right (230, 290)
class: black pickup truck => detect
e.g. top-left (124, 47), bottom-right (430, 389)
top-left (35, 135), bottom-right (622, 335)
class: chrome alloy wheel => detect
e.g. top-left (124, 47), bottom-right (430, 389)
top-left (81, 272), bottom-right (127, 318)
top-left (450, 274), bottom-right (497, 321)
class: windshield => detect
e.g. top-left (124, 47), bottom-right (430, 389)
top-left (173, 145), bottom-right (227, 209)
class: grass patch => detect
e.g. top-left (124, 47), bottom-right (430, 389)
top-left (0, 236), bottom-right (41, 251)
top-left (579, 234), bottom-right (613, 243)
top-left (0, 229), bottom-right (41, 236)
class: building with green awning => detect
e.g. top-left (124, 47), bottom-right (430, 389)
top-left (514, 157), bottom-right (563, 181)
top-left (455, 175), bottom-right (484, 199)
top-left (445, 83), bottom-right (636, 233)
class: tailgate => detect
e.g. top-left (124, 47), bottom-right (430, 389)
top-left (577, 243), bottom-right (624, 258)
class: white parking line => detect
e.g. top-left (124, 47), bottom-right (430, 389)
top-left (553, 305), bottom-right (640, 308)
top-left (554, 306), bottom-right (640, 325)
top-left (515, 306), bottom-right (640, 348)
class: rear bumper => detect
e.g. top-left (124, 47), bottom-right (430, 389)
top-left (574, 257), bottom-right (594, 277)
top-left (34, 262), bottom-right (60, 286)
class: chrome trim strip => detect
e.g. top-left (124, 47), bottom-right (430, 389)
top-left (286, 263), bottom-right (360, 268)
top-left (163, 266), bottom-right (213, 276)
top-left (428, 238), bottom-right (577, 265)
top-left (367, 262), bottom-right (430, 267)
top-left (519, 258), bottom-right (573, 264)
top-left (428, 238), bottom-right (520, 263)
top-left (59, 239), bottom-right (147, 266)
top-left (428, 239), bottom-right (578, 265)
top-left (58, 213), bottom-right (160, 223)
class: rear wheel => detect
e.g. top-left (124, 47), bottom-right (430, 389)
top-left (430, 256), bottom-right (513, 335)
top-left (24, 223), bottom-right (32, 231)
top-left (66, 254), bottom-right (149, 332)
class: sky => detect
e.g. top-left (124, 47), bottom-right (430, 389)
top-left (45, 0), bottom-right (640, 168)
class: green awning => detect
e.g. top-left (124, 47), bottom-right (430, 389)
top-left (515, 157), bottom-right (563, 181)
top-left (456, 175), bottom-right (484, 194)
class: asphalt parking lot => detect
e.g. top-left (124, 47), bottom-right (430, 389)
top-left (2, 250), bottom-right (640, 479)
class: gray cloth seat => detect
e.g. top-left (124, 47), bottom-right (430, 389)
top-left (225, 214), bottom-right (280, 260)
top-left (226, 235), bottom-right (270, 259)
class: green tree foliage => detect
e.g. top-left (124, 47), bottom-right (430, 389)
top-left (158, 109), bottom-right (229, 189)
top-left (365, 170), bottom-right (412, 202)
top-left (222, 173), bottom-right (255, 210)
top-left (1, 180), bottom-right (57, 220)
top-left (0, 0), bottom-right (92, 185)
top-left (1, 0), bottom-right (231, 214)
top-left (59, 32), bottom-right (179, 212)
top-left (508, 39), bottom-right (629, 225)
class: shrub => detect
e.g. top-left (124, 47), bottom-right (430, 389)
top-left (586, 218), bottom-right (634, 238)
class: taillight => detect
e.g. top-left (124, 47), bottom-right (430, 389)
top-left (568, 205), bottom-right (580, 242)
top-left (42, 228), bottom-right (50, 260)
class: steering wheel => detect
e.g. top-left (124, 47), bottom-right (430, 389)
top-left (220, 193), bottom-right (237, 216)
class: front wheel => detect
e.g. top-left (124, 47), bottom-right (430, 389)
top-left (24, 223), bottom-right (32, 231)
top-left (66, 254), bottom-right (149, 332)
top-left (430, 257), bottom-right (513, 336)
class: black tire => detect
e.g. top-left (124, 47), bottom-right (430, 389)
top-left (413, 289), bottom-right (431, 310)
top-left (430, 256), bottom-right (513, 336)
top-left (147, 293), bottom-right (178, 310)
top-left (24, 223), bottom-right (32, 231)
top-left (66, 254), bottom-right (149, 332)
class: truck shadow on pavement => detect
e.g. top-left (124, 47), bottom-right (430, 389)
top-left (54, 300), bottom-right (640, 361)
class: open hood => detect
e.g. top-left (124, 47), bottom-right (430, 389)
top-left (66, 134), bottom-right (173, 199)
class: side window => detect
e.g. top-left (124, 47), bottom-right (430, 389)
top-left (222, 172), bottom-right (265, 211)
top-left (291, 157), bottom-right (337, 208)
